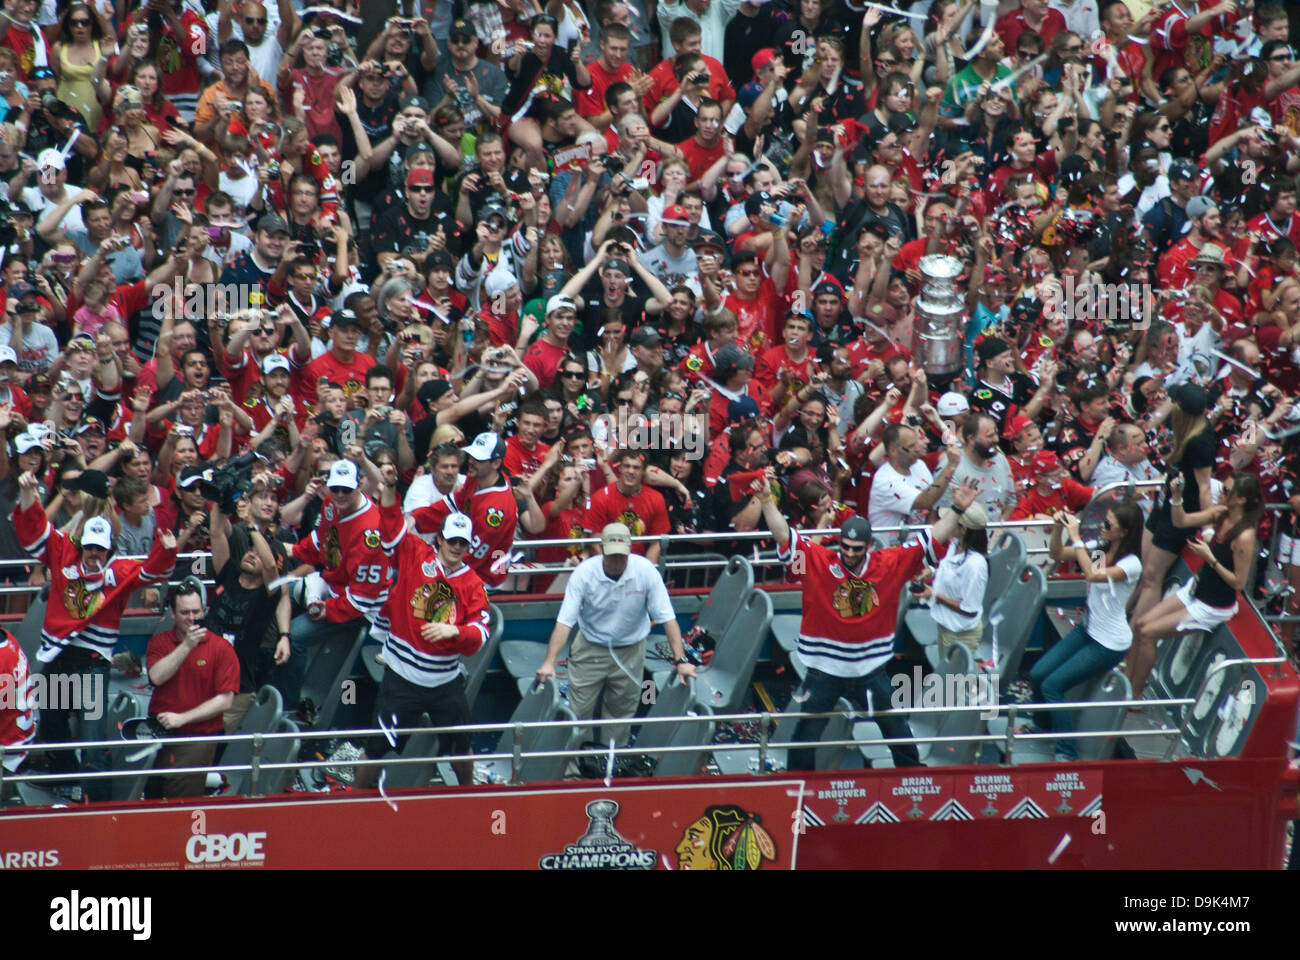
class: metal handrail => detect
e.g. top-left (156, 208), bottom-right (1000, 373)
top-left (0, 697), bottom-right (1192, 802)
top-left (1162, 654), bottom-right (1290, 761)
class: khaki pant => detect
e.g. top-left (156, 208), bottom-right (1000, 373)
top-left (150, 739), bottom-right (217, 799)
top-left (566, 632), bottom-right (646, 751)
top-left (938, 623), bottom-right (984, 659)
top-left (224, 692), bottom-right (256, 734)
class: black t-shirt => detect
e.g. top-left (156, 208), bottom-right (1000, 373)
top-left (1170, 429), bottom-right (1217, 514)
top-left (337, 93), bottom-right (400, 202)
top-left (503, 49), bottom-right (585, 118)
top-left (206, 525), bottom-right (281, 694)
top-left (723, 3), bottom-right (783, 90)
top-left (370, 195), bottom-right (462, 268)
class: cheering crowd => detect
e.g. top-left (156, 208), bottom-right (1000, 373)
top-left (2, 0), bottom-right (1300, 791)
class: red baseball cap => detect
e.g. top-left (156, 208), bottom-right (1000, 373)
top-left (1003, 414), bottom-right (1034, 441)
top-left (662, 203), bottom-right (690, 226)
top-left (1032, 449), bottom-right (1061, 473)
top-left (752, 48), bottom-right (777, 74)
top-left (406, 168), bottom-right (434, 188)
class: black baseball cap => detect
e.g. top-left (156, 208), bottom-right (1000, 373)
top-left (450, 18), bottom-right (474, 39)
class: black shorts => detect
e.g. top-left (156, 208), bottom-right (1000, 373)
top-left (366, 669), bottom-right (471, 761)
top-left (1145, 500), bottom-right (1192, 554)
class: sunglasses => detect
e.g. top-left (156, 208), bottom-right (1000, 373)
top-left (877, 58), bottom-right (897, 67)
top-left (409, 185), bottom-right (434, 193)
top-left (735, 269), bottom-right (759, 277)
top-left (839, 542), bottom-right (866, 553)
top-left (1065, 44), bottom-right (1083, 52)
top-left (244, 16), bottom-right (266, 23)
top-left (1269, 53), bottom-right (1292, 61)
top-left (450, 35), bottom-right (474, 43)
top-left (70, 17), bottom-right (91, 25)
top-left (174, 188), bottom-right (196, 196)
top-left (561, 370), bottom-right (585, 379)
top-left (256, 326), bottom-right (276, 335)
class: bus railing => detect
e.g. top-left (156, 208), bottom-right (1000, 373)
top-left (0, 696), bottom-right (1192, 805)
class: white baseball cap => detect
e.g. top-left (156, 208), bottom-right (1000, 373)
top-left (13, 431), bottom-right (42, 453)
top-left (601, 522), bottom-right (632, 556)
top-left (483, 269), bottom-right (518, 298)
top-left (81, 515), bottom-right (113, 550)
top-left (461, 431), bottom-right (504, 462)
top-left (262, 353), bottom-right (290, 375)
top-left (441, 512), bottom-right (473, 543)
top-left (0, 346), bottom-right (17, 365)
top-left (327, 459), bottom-right (359, 490)
top-left (37, 148), bottom-right (65, 172)
top-left (546, 294), bottom-right (577, 315)
top-left (936, 392), bottom-right (970, 417)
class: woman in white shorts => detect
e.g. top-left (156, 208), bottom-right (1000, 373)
top-left (1131, 472), bottom-right (1263, 699)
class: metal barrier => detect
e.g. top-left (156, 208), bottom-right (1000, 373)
top-left (0, 696), bottom-right (1189, 805)
top-left (0, 481), bottom-right (1165, 590)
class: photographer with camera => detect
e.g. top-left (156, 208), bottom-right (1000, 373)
top-left (208, 484), bottom-right (291, 732)
top-left (194, 39), bottom-right (278, 151)
top-left (144, 578), bottom-right (241, 798)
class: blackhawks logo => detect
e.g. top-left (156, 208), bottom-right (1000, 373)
top-left (410, 580), bottom-right (456, 623)
top-left (324, 526), bottom-right (341, 567)
top-left (63, 580), bottom-right (104, 620)
top-left (363, 529), bottom-right (382, 549)
top-left (831, 578), bottom-right (880, 619)
top-left (485, 507), bottom-right (505, 528)
top-left (974, 388), bottom-right (993, 401)
top-left (685, 355), bottom-right (703, 372)
top-left (618, 509), bottom-right (644, 536)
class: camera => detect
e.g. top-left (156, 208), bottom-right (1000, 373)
top-left (199, 451), bottom-right (260, 515)
top-left (266, 160), bottom-right (280, 178)
top-left (312, 26), bottom-right (332, 39)
top-left (175, 425), bottom-right (194, 437)
top-left (603, 154), bottom-right (625, 176)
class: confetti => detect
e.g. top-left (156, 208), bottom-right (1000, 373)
top-left (1048, 833), bottom-right (1071, 864)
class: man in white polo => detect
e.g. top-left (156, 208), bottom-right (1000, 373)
top-left (537, 523), bottom-right (696, 768)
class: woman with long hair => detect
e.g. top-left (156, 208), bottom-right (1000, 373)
top-left (920, 497), bottom-right (992, 657)
top-left (1036, 501), bottom-right (1145, 758)
top-left (1129, 472), bottom-right (1263, 700)
top-left (1131, 384), bottom-right (1216, 624)
top-left (119, 61), bottom-right (181, 133)
top-left (52, 2), bottom-right (111, 129)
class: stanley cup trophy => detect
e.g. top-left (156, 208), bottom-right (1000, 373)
top-left (914, 254), bottom-right (966, 390)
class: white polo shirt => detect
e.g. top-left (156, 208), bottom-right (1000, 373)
top-left (868, 459), bottom-right (935, 540)
top-left (556, 555), bottom-right (675, 648)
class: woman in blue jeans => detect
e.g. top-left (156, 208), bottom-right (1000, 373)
top-left (1032, 502), bottom-right (1144, 760)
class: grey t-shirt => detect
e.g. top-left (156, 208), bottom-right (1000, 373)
top-left (425, 60), bottom-right (509, 128)
top-left (640, 243), bottom-right (697, 291)
top-left (937, 451), bottom-right (1017, 520)
top-left (116, 512), bottom-right (157, 557)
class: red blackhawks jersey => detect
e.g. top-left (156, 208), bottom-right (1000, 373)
top-left (292, 493), bottom-right (391, 624)
top-left (412, 474), bottom-right (519, 588)
top-left (778, 527), bottom-right (940, 677)
top-left (583, 482), bottom-right (669, 551)
top-left (0, 629), bottom-right (36, 769)
top-left (14, 501), bottom-right (177, 664)
top-left (376, 502), bottom-right (489, 689)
